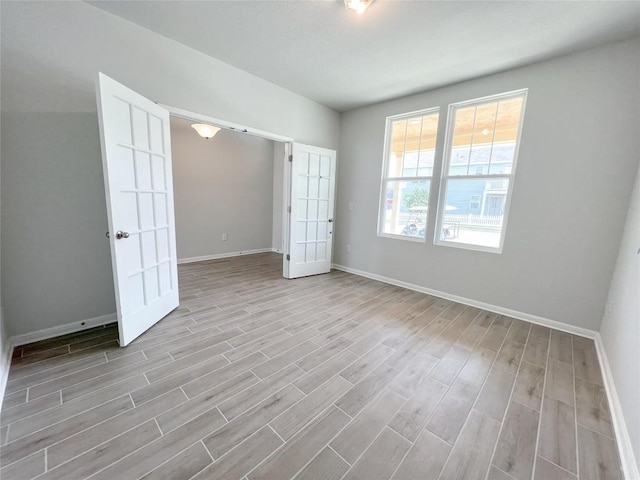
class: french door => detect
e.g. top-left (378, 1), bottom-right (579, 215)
top-left (96, 73), bottom-right (179, 346)
top-left (284, 143), bottom-right (337, 279)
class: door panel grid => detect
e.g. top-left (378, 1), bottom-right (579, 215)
top-left (115, 101), bottom-right (174, 315)
top-left (295, 153), bottom-right (331, 263)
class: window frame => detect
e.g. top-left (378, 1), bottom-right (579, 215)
top-left (377, 107), bottom-right (440, 242)
top-left (434, 89), bottom-right (528, 254)
top-left (469, 194), bottom-right (481, 210)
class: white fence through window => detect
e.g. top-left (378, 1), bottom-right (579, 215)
top-left (443, 214), bottom-right (503, 228)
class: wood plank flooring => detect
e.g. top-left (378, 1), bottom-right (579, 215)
top-left (1, 253), bottom-right (623, 480)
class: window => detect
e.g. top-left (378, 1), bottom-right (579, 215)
top-left (378, 109), bottom-right (439, 240)
top-left (435, 90), bottom-right (527, 252)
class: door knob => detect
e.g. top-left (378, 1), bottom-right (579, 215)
top-left (115, 231), bottom-right (130, 239)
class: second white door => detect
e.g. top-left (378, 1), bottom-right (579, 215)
top-left (285, 143), bottom-right (336, 279)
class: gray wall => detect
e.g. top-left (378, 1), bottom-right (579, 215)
top-left (1, 113), bottom-right (116, 336)
top-left (600, 163), bottom-right (640, 470)
top-left (171, 117), bottom-right (275, 260)
top-left (335, 37), bottom-right (640, 331)
top-left (0, 1), bottom-right (340, 337)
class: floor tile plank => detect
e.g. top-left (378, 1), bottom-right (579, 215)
top-left (203, 384), bottom-right (305, 459)
top-left (47, 388), bottom-right (186, 469)
top-left (252, 341), bottom-right (318, 379)
top-left (249, 407), bottom-right (350, 480)
top-left (475, 365), bottom-right (517, 422)
top-left (577, 425), bottom-right (623, 480)
top-left (334, 363), bottom-right (400, 417)
top-left (438, 409), bottom-right (501, 480)
top-left (523, 334), bottom-right (549, 368)
top-left (342, 427), bottom-right (411, 480)
top-left (492, 401), bottom-right (540, 480)
top-left (193, 426), bottom-right (282, 480)
top-left (572, 336), bottom-right (603, 385)
top-left (294, 349), bottom-right (359, 394)
top-left (392, 430), bottom-right (451, 480)
top-left (141, 442), bottom-right (213, 480)
top-left (512, 361), bottom-right (545, 411)
top-left (546, 359), bottom-right (575, 406)
top-left (549, 330), bottom-right (573, 364)
top-left (271, 375), bottom-right (352, 441)
top-left (575, 377), bottom-right (614, 438)
top-left (156, 370), bottom-right (259, 434)
top-left (388, 377), bottom-right (448, 442)
top-left (425, 378), bottom-right (482, 444)
top-left (533, 456), bottom-right (577, 480)
top-left (294, 447), bottom-right (350, 480)
top-left (339, 343), bottom-right (394, 384)
top-left (538, 397), bottom-right (577, 474)
top-left (38, 420), bottom-right (162, 480)
top-left (0, 450), bottom-right (46, 480)
top-left (0, 395), bottom-right (133, 467)
top-left (89, 407), bottom-right (225, 480)
top-left (332, 389), bottom-right (405, 463)
top-left (0, 391), bottom-right (60, 426)
top-left (6, 374), bottom-right (146, 444)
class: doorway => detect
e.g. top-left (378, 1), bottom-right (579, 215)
top-left (169, 115), bottom-right (286, 264)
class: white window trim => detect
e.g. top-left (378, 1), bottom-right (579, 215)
top-left (377, 107), bottom-right (440, 242)
top-left (434, 89), bottom-right (528, 254)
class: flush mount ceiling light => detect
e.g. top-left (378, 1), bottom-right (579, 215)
top-left (191, 123), bottom-right (221, 139)
top-left (344, 0), bottom-right (373, 15)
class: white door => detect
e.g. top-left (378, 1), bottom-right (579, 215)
top-left (96, 73), bottom-right (179, 346)
top-left (285, 143), bottom-right (337, 279)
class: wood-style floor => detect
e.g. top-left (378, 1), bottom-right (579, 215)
top-left (1, 253), bottom-right (623, 480)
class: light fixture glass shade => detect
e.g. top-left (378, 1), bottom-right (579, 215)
top-left (191, 123), bottom-right (221, 139)
top-left (344, 0), bottom-right (373, 14)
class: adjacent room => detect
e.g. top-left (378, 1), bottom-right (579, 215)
top-left (170, 115), bottom-right (286, 262)
top-left (1, 1), bottom-right (639, 480)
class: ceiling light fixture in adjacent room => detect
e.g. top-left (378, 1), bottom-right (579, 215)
top-left (191, 123), bottom-right (221, 139)
top-left (344, 0), bottom-right (373, 15)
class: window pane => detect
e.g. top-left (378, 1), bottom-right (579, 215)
top-left (449, 96), bottom-right (523, 177)
top-left (387, 112), bottom-right (439, 178)
top-left (439, 178), bottom-right (509, 249)
top-left (381, 179), bottom-right (430, 238)
top-left (388, 119), bottom-right (407, 176)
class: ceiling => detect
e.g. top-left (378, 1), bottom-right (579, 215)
top-left (88, 1), bottom-right (640, 112)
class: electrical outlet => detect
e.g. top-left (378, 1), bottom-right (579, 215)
top-left (348, 202), bottom-right (354, 211)
top-left (346, 244), bottom-right (351, 253)
top-left (222, 233), bottom-right (228, 241)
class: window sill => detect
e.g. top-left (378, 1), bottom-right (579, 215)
top-left (378, 232), bottom-right (427, 243)
top-left (434, 239), bottom-right (503, 254)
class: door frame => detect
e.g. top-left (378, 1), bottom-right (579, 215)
top-left (282, 143), bottom-right (292, 278)
top-left (158, 104), bottom-right (296, 275)
top-left (159, 104), bottom-right (294, 143)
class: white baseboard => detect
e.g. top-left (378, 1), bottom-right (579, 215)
top-left (0, 338), bottom-right (13, 413)
top-left (9, 313), bottom-right (117, 347)
top-left (271, 248), bottom-right (283, 254)
top-left (178, 248), bottom-right (275, 265)
top-left (332, 263), bottom-right (597, 339)
top-left (594, 334), bottom-right (640, 480)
